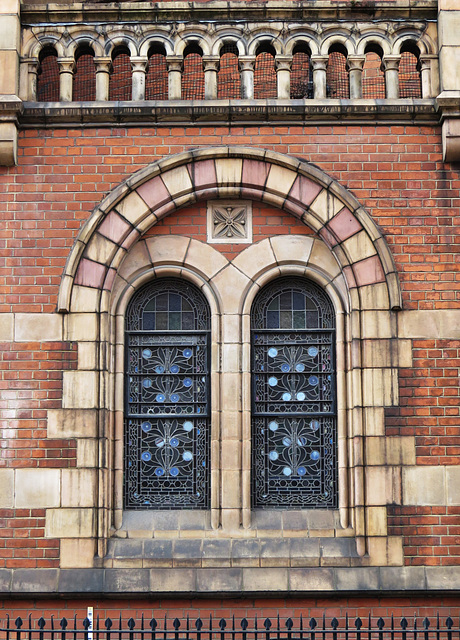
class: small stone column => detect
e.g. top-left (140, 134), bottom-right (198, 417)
top-left (239, 55), bottom-right (255, 99)
top-left (131, 56), bottom-right (148, 101)
top-left (58, 58), bottom-right (75, 102)
top-left (203, 55), bottom-right (220, 100)
top-left (383, 55), bottom-right (400, 99)
top-left (347, 55), bottom-right (365, 99)
top-left (22, 58), bottom-right (39, 101)
top-left (275, 55), bottom-right (292, 99)
top-left (311, 55), bottom-right (329, 99)
top-left (94, 57), bottom-right (111, 101)
top-left (419, 54), bottom-right (436, 98)
top-left (166, 55), bottom-right (183, 100)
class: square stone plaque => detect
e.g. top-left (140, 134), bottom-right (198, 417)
top-left (207, 200), bottom-right (252, 244)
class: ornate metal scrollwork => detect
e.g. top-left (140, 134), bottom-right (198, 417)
top-left (251, 277), bottom-right (337, 508)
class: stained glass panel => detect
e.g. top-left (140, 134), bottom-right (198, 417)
top-left (251, 278), bottom-right (337, 508)
top-left (124, 279), bottom-right (210, 509)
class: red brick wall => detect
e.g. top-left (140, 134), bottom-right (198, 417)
top-left (1, 123), bottom-right (459, 566)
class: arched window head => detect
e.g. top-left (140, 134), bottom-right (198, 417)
top-left (124, 278), bottom-right (211, 510)
top-left (109, 46), bottom-right (132, 101)
top-left (218, 42), bottom-right (240, 99)
top-left (73, 46), bottom-right (96, 101)
top-left (251, 277), bottom-right (337, 509)
top-left (399, 44), bottom-right (421, 98)
top-left (291, 43), bottom-right (313, 99)
top-left (254, 42), bottom-right (277, 99)
top-left (362, 44), bottom-right (385, 99)
top-left (326, 46), bottom-right (349, 98)
top-left (182, 43), bottom-right (205, 100)
top-left (37, 46), bottom-right (59, 102)
top-left (146, 43), bottom-right (168, 100)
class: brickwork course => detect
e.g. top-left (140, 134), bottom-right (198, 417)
top-left (0, 0), bottom-right (460, 622)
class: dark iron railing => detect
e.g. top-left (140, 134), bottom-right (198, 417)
top-left (1, 615), bottom-right (457, 640)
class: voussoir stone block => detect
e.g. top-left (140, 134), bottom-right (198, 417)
top-left (114, 190), bottom-right (151, 226)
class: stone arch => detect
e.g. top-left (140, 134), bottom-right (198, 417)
top-left (58, 146), bottom-right (402, 315)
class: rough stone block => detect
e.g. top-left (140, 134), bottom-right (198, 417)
top-left (63, 371), bottom-right (98, 409)
top-left (61, 469), bottom-right (97, 507)
top-left (0, 469), bottom-right (14, 507)
top-left (60, 539), bottom-right (96, 569)
top-left (242, 567), bottom-right (288, 591)
top-left (15, 469), bottom-right (60, 508)
top-left (0, 313), bottom-right (13, 340)
top-left (47, 409), bottom-right (98, 438)
top-left (403, 466), bottom-right (446, 506)
top-left (45, 508), bottom-right (96, 538)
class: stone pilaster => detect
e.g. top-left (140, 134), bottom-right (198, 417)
top-left (0, 0), bottom-right (21, 166)
top-left (437, 0), bottom-right (460, 161)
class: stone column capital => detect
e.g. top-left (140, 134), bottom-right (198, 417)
top-left (310, 55), bottom-right (329, 71)
top-left (166, 55), bottom-right (183, 72)
top-left (275, 55), bottom-right (293, 72)
top-left (238, 55), bottom-right (256, 72)
top-left (130, 56), bottom-right (148, 73)
top-left (57, 57), bottom-right (75, 74)
top-left (94, 57), bottom-right (112, 73)
top-left (347, 55), bottom-right (366, 71)
top-left (203, 55), bottom-right (220, 72)
top-left (382, 55), bottom-right (401, 71)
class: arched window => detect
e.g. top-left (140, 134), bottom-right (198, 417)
top-left (362, 46), bottom-right (385, 99)
top-left (326, 48), bottom-right (349, 98)
top-left (182, 44), bottom-right (205, 100)
top-left (73, 46), bottom-right (96, 101)
top-left (251, 277), bottom-right (337, 509)
top-left (290, 43), bottom-right (313, 99)
top-left (124, 278), bottom-right (211, 510)
top-left (145, 44), bottom-right (168, 100)
top-left (36, 46), bottom-right (59, 102)
top-left (109, 46), bottom-right (132, 101)
top-left (218, 42), bottom-right (240, 99)
top-left (254, 43), bottom-right (277, 99)
top-left (399, 48), bottom-right (422, 98)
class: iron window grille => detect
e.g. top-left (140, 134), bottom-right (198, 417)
top-left (251, 277), bottom-right (337, 509)
top-left (124, 278), bottom-right (211, 509)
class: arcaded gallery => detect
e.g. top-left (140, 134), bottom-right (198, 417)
top-left (0, 0), bottom-right (460, 634)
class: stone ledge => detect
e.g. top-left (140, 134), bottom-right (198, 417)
top-left (21, 0), bottom-right (438, 23)
top-left (20, 99), bottom-right (437, 128)
top-left (1, 566), bottom-right (460, 595)
top-left (104, 536), bottom-right (359, 568)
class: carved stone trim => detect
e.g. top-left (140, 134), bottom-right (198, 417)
top-left (207, 200), bottom-right (252, 244)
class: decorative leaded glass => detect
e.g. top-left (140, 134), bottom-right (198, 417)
top-left (251, 277), bottom-right (337, 508)
top-left (124, 279), bottom-right (211, 509)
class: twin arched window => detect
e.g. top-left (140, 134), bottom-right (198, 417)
top-left (124, 277), bottom-right (337, 511)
